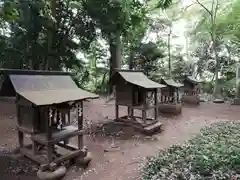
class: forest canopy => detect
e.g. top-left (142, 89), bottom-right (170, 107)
top-left (0, 0), bottom-right (239, 98)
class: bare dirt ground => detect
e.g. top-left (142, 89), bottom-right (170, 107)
top-left (1, 97), bottom-right (240, 180)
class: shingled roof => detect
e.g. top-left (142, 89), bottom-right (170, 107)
top-left (0, 69), bottom-right (98, 106)
top-left (186, 75), bottom-right (203, 84)
top-left (115, 69), bottom-right (166, 89)
top-left (161, 78), bottom-right (183, 88)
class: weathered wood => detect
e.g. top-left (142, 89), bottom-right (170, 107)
top-left (32, 126), bottom-right (84, 145)
top-left (154, 89), bottom-right (158, 120)
top-left (41, 149), bottom-right (85, 170)
top-left (158, 103), bottom-right (182, 115)
top-left (18, 131), bottom-right (24, 148)
top-left (142, 91), bottom-right (147, 122)
top-left (181, 95), bottom-right (200, 105)
top-left (56, 142), bottom-right (78, 151)
top-left (78, 101), bottom-right (83, 149)
top-left (20, 147), bottom-right (47, 164)
top-left (115, 104), bottom-right (119, 120)
top-left (1, 70), bottom-right (93, 170)
top-left (114, 116), bottom-right (162, 135)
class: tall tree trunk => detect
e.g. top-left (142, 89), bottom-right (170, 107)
top-left (225, 44), bottom-right (231, 65)
top-left (128, 51), bottom-right (134, 70)
top-left (108, 30), bottom-right (121, 94)
top-left (45, 0), bottom-right (56, 70)
top-left (26, 41), bottom-right (33, 69)
top-left (167, 26), bottom-right (172, 77)
top-left (236, 64), bottom-right (240, 98)
top-left (211, 36), bottom-right (221, 98)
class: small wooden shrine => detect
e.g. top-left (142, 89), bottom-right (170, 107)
top-left (181, 75), bottom-right (202, 105)
top-left (158, 78), bottom-right (183, 114)
top-left (113, 69), bottom-right (166, 135)
top-left (0, 69), bottom-right (98, 170)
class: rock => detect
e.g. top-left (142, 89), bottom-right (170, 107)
top-left (74, 152), bottom-right (93, 168)
top-left (199, 98), bottom-right (206, 102)
top-left (37, 165), bottom-right (66, 180)
top-left (15, 168), bottom-right (24, 175)
top-left (232, 98), bottom-right (240, 105)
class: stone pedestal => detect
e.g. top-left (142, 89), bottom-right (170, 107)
top-left (232, 98), bottom-right (240, 105)
top-left (158, 103), bottom-right (182, 115)
top-left (181, 95), bottom-right (200, 105)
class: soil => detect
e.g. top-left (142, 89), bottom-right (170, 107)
top-left (0, 97), bottom-right (240, 180)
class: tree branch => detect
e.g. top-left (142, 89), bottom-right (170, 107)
top-left (196, 0), bottom-right (212, 16)
top-left (213, 0), bottom-right (219, 23)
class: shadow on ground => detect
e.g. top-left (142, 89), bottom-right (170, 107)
top-left (0, 150), bottom-right (39, 180)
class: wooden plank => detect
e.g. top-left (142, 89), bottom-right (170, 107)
top-left (20, 147), bottom-right (47, 164)
top-left (41, 149), bottom-right (84, 170)
top-left (54, 149), bottom-right (84, 164)
top-left (132, 105), bottom-right (157, 110)
top-left (144, 121), bottom-right (162, 132)
top-left (56, 142), bottom-right (78, 151)
top-left (32, 126), bottom-right (84, 145)
top-left (154, 89), bottom-right (158, 120)
top-left (18, 131), bottom-right (24, 148)
top-left (17, 125), bottom-right (34, 134)
top-left (113, 115), bottom-right (162, 135)
top-left (78, 101), bottom-right (83, 149)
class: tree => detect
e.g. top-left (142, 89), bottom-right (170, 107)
top-left (0, 0), bottom-right (97, 73)
top-left (73, 0), bottom-right (173, 93)
top-left (188, 0), bottom-right (234, 98)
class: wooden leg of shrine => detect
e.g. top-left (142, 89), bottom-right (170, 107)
top-left (47, 143), bottom-right (53, 163)
top-left (18, 131), bottom-right (24, 148)
top-left (154, 89), bottom-right (158, 120)
top-left (77, 102), bottom-right (83, 149)
top-left (62, 111), bottom-right (69, 145)
top-left (177, 89), bottom-right (179, 103)
top-left (127, 106), bottom-right (133, 118)
top-left (142, 92), bottom-right (147, 122)
top-left (32, 140), bottom-right (37, 155)
top-left (115, 104), bottom-right (119, 120)
top-left (46, 109), bottom-right (53, 163)
top-left (142, 109), bottom-right (146, 122)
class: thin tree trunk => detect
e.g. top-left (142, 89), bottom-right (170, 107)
top-left (167, 26), bottom-right (172, 77)
top-left (128, 51), bottom-right (134, 70)
top-left (108, 30), bottom-right (121, 94)
top-left (45, 0), bottom-right (56, 70)
top-left (26, 41), bottom-right (33, 69)
top-left (225, 44), bottom-right (231, 65)
top-left (101, 71), bottom-right (108, 93)
top-left (211, 36), bottom-right (220, 98)
top-left (236, 64), bottom-right (240, 98)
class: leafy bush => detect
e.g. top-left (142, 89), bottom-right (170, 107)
top-left (141, 121), bottom-right (240, 180)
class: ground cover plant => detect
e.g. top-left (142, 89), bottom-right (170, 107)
top-left (141, 121), bottom-right (240, 180)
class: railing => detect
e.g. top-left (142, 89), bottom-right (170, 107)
top-left (184, 89), bottom-right (199, 96)
top-left (160, 95), bottom-right (180, 103)
top-left (146, 91), bottom-right (181, 105)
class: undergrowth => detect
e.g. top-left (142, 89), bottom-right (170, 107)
top-left (141, 121), bottom-right (240, 180)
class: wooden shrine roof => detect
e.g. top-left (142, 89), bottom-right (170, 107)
top-left (186, 75), bottom-right (203, 84)
top-left (115, 69), bottom-right (166, 89)
top-left (0, 69), bottom-right (98, 106)
top-left (162, 78), bottom-right (183, 88)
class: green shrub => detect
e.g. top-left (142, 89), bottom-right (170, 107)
top-left (141, 121), bottom-right (240, 180)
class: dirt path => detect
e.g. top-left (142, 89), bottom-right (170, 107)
top-left (1, 98), bottom-right (240, 180)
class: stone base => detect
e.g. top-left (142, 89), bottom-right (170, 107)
top-left (37, 165), bottom-right (66, 180)
top-left (181, 95), bottom-right (200, 105)
top-left (74, 152), bottom-right (92, 168)
top-left (232, 98), bottom-right (240, 105)
top-left (158, 103), bottom-right (182, 115)
top-left (213, 99), bottom-right (224, 104)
